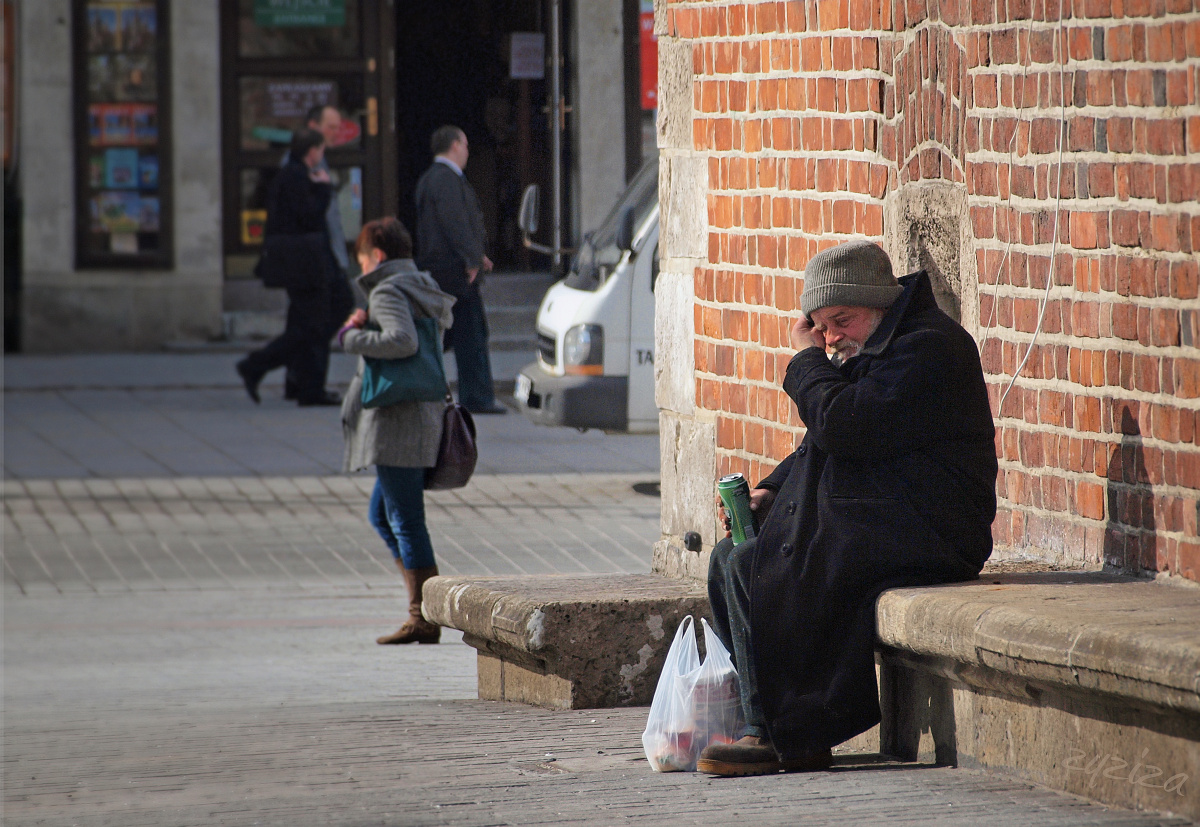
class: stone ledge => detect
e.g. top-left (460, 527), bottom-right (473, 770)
top-left (876, 571), bottom-right (1200, 821)
top-left (422, 574), bottom-right (710, 709)
top-left (876, 571), bottom-right (1200, 715)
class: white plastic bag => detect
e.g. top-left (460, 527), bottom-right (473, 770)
top-left (641, 616), bottom-right (745, 772)
top-left (691, 617), bottom-right (745, 755)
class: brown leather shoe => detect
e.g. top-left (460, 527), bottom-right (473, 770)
top-left (696, 735), bottom-right (832, 776)
top-left (376, 617), bottom-right (441, 645)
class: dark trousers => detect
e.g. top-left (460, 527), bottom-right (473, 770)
top-left (440, 280), bottom-right (496, 410)
top-left (245, 269), bottom-right (353, 402)
top-left (709, 536), bottom-right (768, 738)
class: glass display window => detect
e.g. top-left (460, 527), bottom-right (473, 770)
top-left (74, 0), bottom-right (171, 267)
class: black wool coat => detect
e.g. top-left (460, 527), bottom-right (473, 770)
top-left (749, 271), bottom-right (998, 759)
top-left (413, 161), bottom-right (487, 298)
top-left (256, 158), bottom-right (334, 291)
top-left (264, 158), bottom-right (332, 239)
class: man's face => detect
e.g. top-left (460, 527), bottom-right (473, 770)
top-left (310, 107), bottom-right (342, 148)
top-left (808, 305), bottom-right (884, 365)
top-left (448, 134), bottom-right (469, 169)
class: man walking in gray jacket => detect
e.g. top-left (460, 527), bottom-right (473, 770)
top-left (414, 125), bottom-right (505, 414)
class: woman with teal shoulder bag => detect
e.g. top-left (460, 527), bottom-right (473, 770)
top-left (339, 217), bottom-right (456, 644)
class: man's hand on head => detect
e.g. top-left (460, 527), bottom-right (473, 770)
top-left (791, 315), bottom-right (825, 353)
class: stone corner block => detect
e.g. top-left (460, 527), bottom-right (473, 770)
top-left (655, 37), bottom-right (694, 151)
top-left (659, 153), bottom-right (708, 261)
top-left (654, 270), bottom-right (695, 415)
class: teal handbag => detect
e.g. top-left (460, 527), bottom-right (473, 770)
top-left (360, 316), bottom-right (449, 407)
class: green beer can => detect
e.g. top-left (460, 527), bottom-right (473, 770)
top-left (717, 473), bottom-right (757, 545)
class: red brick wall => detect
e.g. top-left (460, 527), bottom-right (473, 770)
top-left (667, 0), bottom-right (1200, 579)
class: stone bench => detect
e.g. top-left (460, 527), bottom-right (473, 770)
top-left (421, 573), bottom-right (709, 709)
top-left (875, 570), bottom-right (1200, 821)
top-left (424, 568), bottom-right (1200, 820)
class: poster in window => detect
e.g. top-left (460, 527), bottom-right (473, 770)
top-left (87, 6), bottom-right (118, 51)
top-left (97, 103), bottom-right (132, 145)
top-left (119, 6), bottom-right (156, 52)
top-left (94, 191), bottom-right (142, 234)
top-left (138, 154), bottom-right (158, 189)
top-left (104, 147), bottom-right (139, 188)
top-left (131, 104), bottom-right (157, 144)
top-left (88, 154), bottom-right (106, 188)
top-left (138, 196), bottom-right (161, 232)
top-left (114, 54), bottom-right (156, 100)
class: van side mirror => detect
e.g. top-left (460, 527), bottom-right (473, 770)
top-left (518, 184), bottom-right (540, 235)
top-left (614, 206), bottom-right (635, 252)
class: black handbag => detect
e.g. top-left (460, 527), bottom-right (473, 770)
top-left (425, 398), bottom-right (478, 490)
top-left (360, 317), bottom-right (449, 407)
top-left (254, 232), bottom-right (329, 290)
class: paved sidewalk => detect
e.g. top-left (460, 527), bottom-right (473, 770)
top-left (6, 586), bottom-right (1192, 826)
top-left (3, 473), bottom-right (662, 596)
top-left (3, 352), bottom-right (659, 479)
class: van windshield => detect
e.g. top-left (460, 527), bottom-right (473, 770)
top-left (564, 156), bottom-right (659, 291)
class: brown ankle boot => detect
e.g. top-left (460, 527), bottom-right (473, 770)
top-left (377, 564), bottom-right (441, 645)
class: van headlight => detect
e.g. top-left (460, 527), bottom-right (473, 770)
top-left (563, 324), bottom-right (603, 375)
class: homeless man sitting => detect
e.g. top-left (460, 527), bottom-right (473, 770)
top-left (698, 240), bottom-right (998, 777)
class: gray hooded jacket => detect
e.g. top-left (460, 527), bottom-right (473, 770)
top-left (340, 258), bottom-right (456, 471)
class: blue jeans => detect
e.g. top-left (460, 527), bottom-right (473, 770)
top-left (708, 536), bottom-right (767, 738)
top-left (368, 466), bottom-right (436, 569)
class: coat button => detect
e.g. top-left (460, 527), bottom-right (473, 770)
top-left (781, 543), bottom-right (793, 556)
top-left (797, 444), bottom-right (808, 456)
top-left (786, 502), bottom-right (797, 515)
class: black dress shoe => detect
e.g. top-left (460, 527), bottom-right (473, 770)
top-left (297, 390), bottom-right (342, 407)
top-left (235, 359), bottom-right (262, 404)
top-left (466, 402), bottom-right (507, 415)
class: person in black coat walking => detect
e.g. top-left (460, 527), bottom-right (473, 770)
top-left (698, 241), bottom-right (998, 777)
top-left (237, 128), bottom-right (353, 406)
top-left (413, 125), bottom-right (506, 415)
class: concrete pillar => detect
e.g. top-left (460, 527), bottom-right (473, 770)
top-left (570, 0), bottom-right (626, 236)
top-left (19, 1), bottom-right (222, 352)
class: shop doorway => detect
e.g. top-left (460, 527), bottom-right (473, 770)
top-left (394, 0), bottom-right (560, 271)
top-left (219, 0), bottom-right (397, 278)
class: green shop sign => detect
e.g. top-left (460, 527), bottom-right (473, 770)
top-left (254, 0), bottom-right (345, 27)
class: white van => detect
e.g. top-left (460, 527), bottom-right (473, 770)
top-left (513, 157), bottom-right (659, 434)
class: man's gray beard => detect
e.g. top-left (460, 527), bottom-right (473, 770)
top-left (829, 345), bottom-right (860, 367)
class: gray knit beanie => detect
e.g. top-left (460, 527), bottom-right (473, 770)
top-left (800, 240), bottom-right (902, 318)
